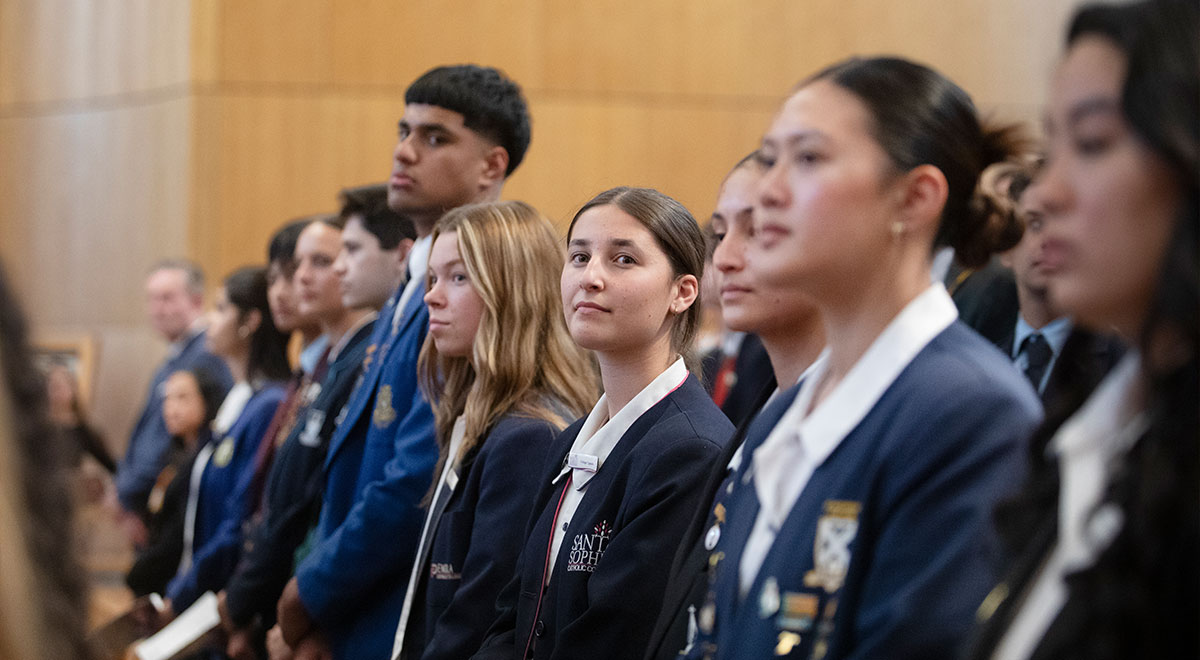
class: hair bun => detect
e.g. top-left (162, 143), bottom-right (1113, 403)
top-left (951, 122), bottom-right (1034, 268)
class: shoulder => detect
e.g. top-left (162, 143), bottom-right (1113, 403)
top-left (635, 376), bottom-right (734, 454)
top-left (246, 384), bottom-right (287, 414)
top-left (906, 322), bottom-right (1039, 414)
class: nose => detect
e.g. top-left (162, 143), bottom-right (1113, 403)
top-left (757, 162), bottom-right (791, 210)
top-left (713, 228), bottom-right (745, 275)
top-left (423, 279), bottom-right (444, 308)
top-left (333, 252), bottom-right (347, 277)
top-left (580, 260), bottom-right (604, 291)
top-left (394, 133), bottom-right (417, 164)
top-left (1025, 153), bottom-right (1072, 223)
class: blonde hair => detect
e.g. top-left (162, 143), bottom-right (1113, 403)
top-left (419, 201), bottom-right (599, 474)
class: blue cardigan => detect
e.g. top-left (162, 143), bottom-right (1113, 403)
top-left (474, 375), bottom-right (733, 660)
top-left (691, 322), bottom-right (1041, 660)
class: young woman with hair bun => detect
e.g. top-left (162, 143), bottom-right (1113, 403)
top-left (689, 57), bottom-right (1043, 660)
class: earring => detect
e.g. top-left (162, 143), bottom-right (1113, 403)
top-left (891, 221), bottom-right (906, 238)
top-left (238, 326), bottom-right (250, 339)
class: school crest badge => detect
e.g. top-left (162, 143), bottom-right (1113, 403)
top-left (804, 500), bottom-right (860, 593)
top-left (373, 384), bottom-right (397, 428)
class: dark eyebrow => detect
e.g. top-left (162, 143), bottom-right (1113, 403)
top-left (609, 238), bottom-right (638, 249)
top-left (568, 238), bottom-right (591, 248)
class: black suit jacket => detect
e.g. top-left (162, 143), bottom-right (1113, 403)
top-left (701, 334), bottom-right (776, 428)
top-left (948, 258), bottom-right (1019, 347)
top-left (997, 325), bottom-right (1124, 429)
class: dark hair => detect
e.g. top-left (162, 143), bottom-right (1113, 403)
top-left (149, 258), bottom-right (206, 297)
top-left (176, 367), bottom-right (227, 429)
top-left (267, 218), bottom-right (314, 276)
top-left (405, 65), bottom-right (532, 176)
top-left (0, 262), bottom-right (90, 659)
top-left (567, 187), bottom-right (706, 368)
top-left (222, 266), bottom-right (292, 383)
top-left (805, 56), bottom-right (1030, 268)
top-left (339, 183), bottom-right (417, 249)
top-left (989, 3), bottom-right (1199, 659)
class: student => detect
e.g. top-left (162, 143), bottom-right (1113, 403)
top-left (127, 368), bottom-right (226, 598)
top-left (277, 64), bottom-right (532, 660)
top-left (474, 186), bottom-right (734, 660)
top-left (690, 57), bottom-right (1044, 660)
top-left (334, 183), bottom-right (414, 312)
top-left (645, 154), bottom-right (824, 660)
top-left (969, 2), bottom-right (1198, 658)
top-left (392, 200), bottom-right (598, 660)
top-left (164, 266), bottom-right (290, 613)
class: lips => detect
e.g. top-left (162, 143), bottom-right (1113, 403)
top-left (1040, 238), bottom-right (1071, 273)
top-left (574, 301), bottom-right (610, 313)
top-left (390, 172), bottom-right (414, 188)
top-left (720, 284), bottom-right (752, 299)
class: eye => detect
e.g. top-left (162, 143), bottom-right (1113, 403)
top-left (398, 125), bottom-right (411, 140)
top-left (712, 232), bottom-right (727, 243)
top-left (615, 254), bottom-right (637, 266)
top-left (427, 133), bottom-right (447, 147)
top-left (795, 150), bottom-right (822, 166)
top-left (755, 151), bottom-right (776, 168)
top-left (452, 272), bottom-right (469, 283)
top-left (569, 252), bottom-right (589, 265)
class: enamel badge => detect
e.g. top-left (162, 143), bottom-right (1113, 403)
top-left (804, 500), bottom-right (860, 594)
top-left (373, 384), bottom-right (397, 428)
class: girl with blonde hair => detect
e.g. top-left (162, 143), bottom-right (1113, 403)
top-left (392, 200), bottom-right (598, 660)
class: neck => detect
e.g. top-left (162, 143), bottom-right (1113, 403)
top-left (412, 187), bottom-right (503, 237)
top-left (1016, 284), bottom-right (1061, 330)
top-left (596, 334), bottom-right (676, 419)
top-left (759, 314), bottom-right (826, 387)
top-left (298, 325), bottom-right (323, 347)
top-left (180, 429), bottom-right (200, 449)
top-left (320, 308), bottom-right (370, 346)
top-left (819, 263), bottom-right (927, 395)
top-left (225, 352), bottom-right (250, 384)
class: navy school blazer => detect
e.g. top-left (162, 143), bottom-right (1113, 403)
top-left (401, 414), bottom-right (562, 660)
top-left (222, 319), bottom-right (375, 628)
top-left (643, 379), bottom-right (788, 660)
top-left (295, 284), bottom-right (439, 660)
top-left (690, 322), bottom-right (1042, 660)
top-left (473, 374), bottom-right (734, 660)
top-left (165, 382), bottom-right (287, 609)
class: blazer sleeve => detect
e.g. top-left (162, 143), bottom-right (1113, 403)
top-left (552, 433), bottom-right (723, 660)
top-left (422, 418), bottom-right (557, 660)
top-left (293, 375), bottom-right (438, 625)
top-left (841, 389), bottom-right (1039, 660)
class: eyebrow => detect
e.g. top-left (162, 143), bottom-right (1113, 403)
top-left (566, 237), bottom-right (642, 249)
top-left (1067, 95), bottom-right (1121, 126)
top-left (399, 120), bottom-right (453, 135)
top-left (764, 129), bottom-right (827, 148)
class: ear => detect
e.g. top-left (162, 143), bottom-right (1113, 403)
top-left (394, 238), bottom-right (415, 272)
top-left (894, 164), bottom-right (949, 236)
top-left (670, 274), bottom-right (699, 315)
top-left (479, 145), bottom-right (509, 187)
top-left (241, 308), bottom-right (263, 336)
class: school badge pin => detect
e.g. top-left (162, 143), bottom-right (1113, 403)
top-left (362, 344), bottom-right (377, 369)
top-left (760, 577), bottom-right (781, 618)
top-left (212, 436), bottom-right (235, 468)
top-left (804, 500), bottom-right (860, 593)
top-left (775, 631), bottom-right (801, 656)
top-left (373, 384), bottom-right (397, 428)
top-left (776, 592), bottom-right (818, 632)
top-left (704, 523), bottom-right (721, 550)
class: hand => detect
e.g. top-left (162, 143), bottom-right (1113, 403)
top-left (292, 632), bottom-right (332, 660)
top-left (226, 627), bottom-right (259, 660)
top-left (217, 590), bottom-right (234, 633)
top-left (265, 625), bottom-right (294, 660)
top-left (276, 577), bottom-right (313, 648)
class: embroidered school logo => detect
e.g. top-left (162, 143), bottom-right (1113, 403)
top-left (429, 563), bottom-right (461, 581)
top-left (567, 520), bottom-right (613, 572)
top-left (373, 384), bottom-right (397, 428)
top-left (804, 500), bottom-right (860, 593)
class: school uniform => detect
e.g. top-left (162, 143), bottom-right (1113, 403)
top-left (116, 328), bottom-right (233, 516)
top-left (689, 285), bottom-right (1042, 660)
top-left (294, 236), bottom-right (439, 660)
top-left (701, 333), bottom-right (776, 428)
top-left (997, 322), bottom-right (1123, 416)
top-left (474, 359), bottom-right (733, 660)
top-left (223, 317), bottom-right (376, 629)
top-left (392, 413), bottom-right (563, 660)
top-left (165, 381), bottom-right (286, 610)
top-left (643, 379), bottom-right (787, 660)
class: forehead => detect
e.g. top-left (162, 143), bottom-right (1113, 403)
top-left (165, 370), bottom-right (198, 390)
top-left (1049, 36), bottom-right (1127, 118)
top-left (147, 268), bottom-right (187, 292)
top-left (402, 103), bottom-right (469, 132)
top-left (297, 222), bottom-right (342, 253)
top-left (766, 79), bottom-right (876, 146)
top-left (429, 229), bottom-right (461, 261)
top-left (572, 204), bottom-right (656, 243)
top-left (342, 215), bottom-right (381, 244)
top-left (717, 168), bottom-right (760, 210)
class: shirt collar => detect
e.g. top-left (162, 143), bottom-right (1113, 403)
top-left (328, 311), bottom-right (378, 362)
top-left (555, 357), bottom-right (689, 490)
top-left (1013, 316), bottom-right (1073, 359)
top-left (753, 283), bottom-right (958, 493)
top-left (408, 234), bottom-right (433, 284)
top-left (299, 334), bottom-right (331, 374)
top-left (1052, 351), bottom-right (1146, 457)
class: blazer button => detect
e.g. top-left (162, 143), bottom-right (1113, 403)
top-left (534, 620), bottom-right (545, 637)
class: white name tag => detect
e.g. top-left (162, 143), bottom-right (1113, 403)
top-left (567, 452), bottom-right (599, 472)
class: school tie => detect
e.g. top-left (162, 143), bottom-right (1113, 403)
top-left (1022, 333), bottom-right (1053, 392)
top-left (711, 355), bottom-right (737, 408)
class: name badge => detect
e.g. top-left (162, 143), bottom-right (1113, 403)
top-left (567, 452), bottom-right (599, 472)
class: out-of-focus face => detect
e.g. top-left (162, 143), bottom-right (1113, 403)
top-left (267, 260), bottom-right (305, 333)
top-left (146, 268), bottom-right (201, 342)
top-left (713, 166), bottom-right (819, 337)
top-left (205, 286), bottom-right (244, 359)
top-left (561, 204), bottom-right (692, 357)
top-left (334, 215), bottom-right (405, 310)
top-left (423, 231), bottom-right (486, 359)
top-left (749, 80), bottom-right (899, 304)
top-left (388, 104), bottom-right (496, 231)
top-left (1004, 197), bottom-right (1053, 298)
top-left (162, 371), bottom-right (207, 440)
top-left (1024, 36), bottom-right (1181, 337)
top-left (294, 222), bottom-right (346, 326)
top-left (46, 365), bottom-right (77, 419)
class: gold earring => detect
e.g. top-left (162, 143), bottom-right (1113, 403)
top-left (891, 221), bottom-right (905, 238)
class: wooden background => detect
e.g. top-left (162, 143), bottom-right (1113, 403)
top-left (0, 0), bottom-right (1078, 450)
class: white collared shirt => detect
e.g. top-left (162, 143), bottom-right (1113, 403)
top-left (738, 284), bottom-right (958, 595)
top-left (992, 353), bottom-right (1146, 660)
top-left (546, 357), bottom-right (689, 581)
top-left (392, 234), bottom-right (433, 332)
top-left (1011, 316), bottom-right (1072, 394)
